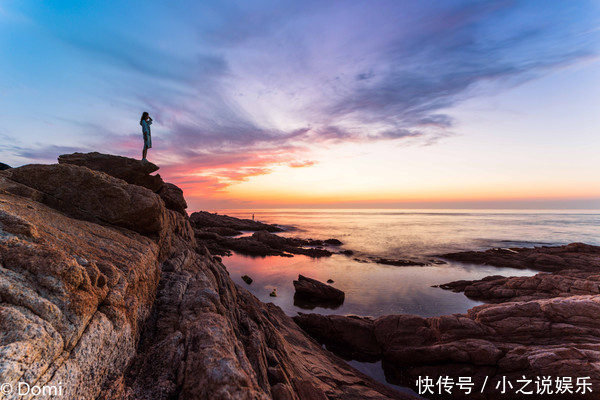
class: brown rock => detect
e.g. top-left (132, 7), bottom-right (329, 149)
top-left (295, 294), bottom-right (600, 399)
top-left (157, 182), bottom-right (187, 215)
top-left (438, 244), bottom-right (600, 303)
top-left (252, 231), bottom-right (334, 258)
top-left (59, 152), bottom-right (164, 192)
top-left (0, 191), bottom-right (162, 399)
top-left (293, 274), bottom-right (345, 305)
top-left (2, 163), bottom-right (165, 234)
top-left (440, 243), bottom-right (600, 272)
top-left (190, 211), bottom-right (283, 232)
top-left (203, 226), bottom-right (242, 236)
top-left (375, 258), bottom-right (427, 267)
top-left (0, 157), bottom-right (412, 400)
top-left (294, 313), bottom-right (379, 360)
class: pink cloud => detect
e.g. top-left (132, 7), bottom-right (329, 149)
top-left (288, 160), bottom-right (316, 168)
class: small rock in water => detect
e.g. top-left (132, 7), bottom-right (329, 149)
top-left (293, 275), bottom-right (344, 303)
top-left (269, 288), bottom-right (277, 297)
top-left (327, 279), bottom-right (334, 284)
top-left (340, 249), bottom-right (354, 256)
top-left (324, 238), bottom-right (343, 246)
top-left (241, 275), bottom-right (253, 285)
top-left (428, 259), bottom-right (446, 265)
top-left (375, 258), bottom-right (427, 267)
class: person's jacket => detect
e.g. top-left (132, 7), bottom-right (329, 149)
top-left (141, 119), bottom-right (152, 137)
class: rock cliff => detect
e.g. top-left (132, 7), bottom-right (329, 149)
top-left (0, 153), bottom-right (410, 400)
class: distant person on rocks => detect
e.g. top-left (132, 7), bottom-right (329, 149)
top-left (140, 111), bottom-right (153, 161)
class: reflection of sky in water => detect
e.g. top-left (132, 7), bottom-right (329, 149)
top-left (345, 360), bottom-right (427, 399)
top-left (221, 210), bottom-right (599, 317)
top-left (224, 253), bottom-right (537, 318)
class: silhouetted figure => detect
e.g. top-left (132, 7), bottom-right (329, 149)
top-left (140, 112), bottom-right (153, 161)
top-left (252, 213), bottom-right (255, 221)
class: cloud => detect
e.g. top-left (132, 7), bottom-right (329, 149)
top-left (11, 145), bottom-right (89, 163)
top-left (129, 1), bottom-right (599, 196)
top-left (289, 160), bottom-right (316, 168)
top-left (5, 0), bottom-right (598, 199)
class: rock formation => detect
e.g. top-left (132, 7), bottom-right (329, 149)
top-left (58, 152), bottom-right (187, 216)
top-left (191, 215), bottom-right (340, 258)
top-left (0, 153), bottom-right (411, 400)
top-left (437, 243), bottom-right (600, 303)
top-left (190, 211), bottom-right (283, 232)
top-left (295, 243), bottom-right (600, 399)
top-left (374, 258), bottom-right (427, 267)
top-left (440, 243), bottom-right (600, 272)
top-left (293, 275), bottom-right (345, 310)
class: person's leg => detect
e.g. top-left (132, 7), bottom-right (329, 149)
top-left (142, 146), bottom-right (147, 160)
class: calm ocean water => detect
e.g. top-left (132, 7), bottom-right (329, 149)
top-left (212, 209), bottom-right (600, 318)
top-left (211, 209), bottom-right (599, 395)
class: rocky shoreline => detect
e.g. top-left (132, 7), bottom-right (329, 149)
top-left (0, 153), bottom-right (411, 400)
top-left (1, 152), bottom-right (598, 399)
top-left (294, 243), bottom-right (600, 399)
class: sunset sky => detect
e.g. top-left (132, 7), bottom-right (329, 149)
top-left (1, 1), bottom-right (599, 210)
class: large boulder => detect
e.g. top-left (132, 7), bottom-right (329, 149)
top-left (58, 152), bottom-right (164, 192)
top-left (59, 152), bottom-right (189, 215)
top-left (2, 163), bottom-right (166, 234)
top-left (157, 182), bottom-right (187, 216)
top-left (293, 274), bottom-right (345, 306)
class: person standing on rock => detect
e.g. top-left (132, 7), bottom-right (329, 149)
top-left (140, 111), bottom-right (153, 161)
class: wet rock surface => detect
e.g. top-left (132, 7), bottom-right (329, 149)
top-left (0, 154), bottom-right (412, 400)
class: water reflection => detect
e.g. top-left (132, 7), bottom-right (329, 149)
top-left (223, 252), bottom-right (537, 318)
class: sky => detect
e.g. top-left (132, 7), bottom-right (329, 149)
top-left (1, 0), bottom-right (599, 210)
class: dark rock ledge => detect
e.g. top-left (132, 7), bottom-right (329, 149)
top-left (436, 243), bottom-right (600, 303)
top-left (191, 213), bottom-right (344, 258)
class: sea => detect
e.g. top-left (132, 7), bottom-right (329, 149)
top-left (209, 209), bottom-right (600, 395)
top-left (214, 209), bottom-right (600, 317)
